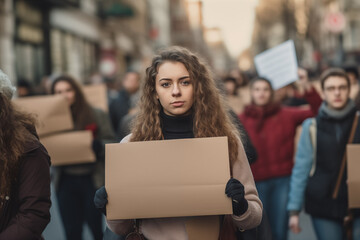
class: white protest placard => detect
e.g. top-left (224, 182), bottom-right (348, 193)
top-left (254, 40), bottom-right (298, 90)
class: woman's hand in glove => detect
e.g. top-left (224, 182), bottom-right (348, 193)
top-left (225, 178), bottom-right (248, 216)
top-left (94, 186), bottom-right (108, 216)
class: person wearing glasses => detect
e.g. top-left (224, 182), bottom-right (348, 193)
top-left (0, 70), bottom-right (51, 239)
top-left (288, 68), bottom-right (360, 240)
top-left (94, 46), bottom-right (263, 239)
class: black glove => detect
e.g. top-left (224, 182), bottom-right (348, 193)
top-left (225, 178), bottom-right (248, 216)
top-left (94, 186), bottom-right (108, 216)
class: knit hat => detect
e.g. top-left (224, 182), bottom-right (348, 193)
top-left (0, 69), bottom-right (16, 99)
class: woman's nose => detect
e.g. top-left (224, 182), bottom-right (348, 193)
top-left (172, 84), bottom-right (181, 96)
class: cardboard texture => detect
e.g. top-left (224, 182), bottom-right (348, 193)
top-left (346, 144), bottom-right (360, 208)
top-left (105, 136), bottom-right (232, 220)
top-left (13, 95), bottom-right (73, 136)
top-left (40, 130), bottom-right (96, 166)
top-left (83, 84), bottom-right (108, 112)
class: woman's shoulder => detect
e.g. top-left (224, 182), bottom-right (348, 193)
top-left (21, 128), bottom-right (42, 153)
top-left (21, 139), bottom-right (51, 169)
top-left (120, 134), bottom-right (132, 143)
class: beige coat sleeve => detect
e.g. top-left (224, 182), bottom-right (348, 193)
top-left (231, 137), bottom-right (263, 230)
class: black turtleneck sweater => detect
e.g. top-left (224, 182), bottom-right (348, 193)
top-left (160, 110), bottom-right (194, 140)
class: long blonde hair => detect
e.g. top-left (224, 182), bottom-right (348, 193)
top-left (130, 46), bottom-right (240, 165)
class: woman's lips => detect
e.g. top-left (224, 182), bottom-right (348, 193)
top-left (171, 101), bottom-right (184, 107)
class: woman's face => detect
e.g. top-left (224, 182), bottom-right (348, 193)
top-left (53, 80), bottom-right (76, 106)
top-left (224, 81), bottom-right (236, 96)
top-left (250, 80), bottom-right (272, 106)
top-left (155, 61), bottom-right (194, 116)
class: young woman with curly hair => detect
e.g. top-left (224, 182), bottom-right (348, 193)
top-left (94, 47), bottom-right (262, 239)
top-left (0, 70), bottom-right (51, 239)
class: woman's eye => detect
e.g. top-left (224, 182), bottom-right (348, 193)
top-left (181, 81), bottom-right (190, 86)
top-left (161, 82), bottom-right (170, 87)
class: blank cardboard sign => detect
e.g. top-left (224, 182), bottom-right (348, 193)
top-left (13, 95), bottom-right (73, 136)
top-left (105, 136), bottom-right (232, 220)
top-left (346, 144), bottom-right (360, 208)
top-left (41, 130), bottom-right (96, 166)
top-left (83, 83), bottom-right (108, 112)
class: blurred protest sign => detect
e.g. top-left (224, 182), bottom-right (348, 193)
top-left (13, 95), bottom-right (73, 136)
top-left (83, 83), bottom-right (108, 112)
top-left (105, 136), bottom-right (232, 220)
top-left (41, 130), bottom-right (95, 166)
top-left (254, 40), bottom-right (298, 90)
top-left (346, 144), bottom-right (360, 208)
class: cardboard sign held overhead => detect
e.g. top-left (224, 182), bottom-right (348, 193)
top-left (105, 137), bottom-right (232, 220)
top-left (254, 40), bottom-right (298, 90)
top-left (83, 84), bottom-right (108, 112)
top-left (40, 130), bottom-right (96, 166)
top-left (13, 95), bottom-right (73, 136)
top-left (346, 144), bottom-right (360, 208)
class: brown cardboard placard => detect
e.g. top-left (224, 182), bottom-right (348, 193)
top-left (40, 130), bottom-right (95, 166)
top-left (13, 95), bottom-right (73, 136)
top-left (346, 144), bottom-right (360, 208)
top-left (105, 136), bottom-right (232, 220)
top-left (83, 84), bottom-right (108, 112)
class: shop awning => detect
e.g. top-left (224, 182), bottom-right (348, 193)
top-left (101, 2), bottom-right (134, 18)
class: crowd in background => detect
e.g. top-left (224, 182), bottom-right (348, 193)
top-left (2, 49), bottom-right (360, 240)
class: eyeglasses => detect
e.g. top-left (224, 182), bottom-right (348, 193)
top-left (324, 85), bottom-right (349, 93)
top-left (125, 220), bottom-right (145, 240)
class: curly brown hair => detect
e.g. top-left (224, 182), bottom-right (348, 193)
top-left (130, 46), bottom-right (240, 165)
top-left (0, 93), bottom-right (36, 200)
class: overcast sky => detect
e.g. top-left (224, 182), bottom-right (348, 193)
top-left (202, 0), bottom-right (259, 58)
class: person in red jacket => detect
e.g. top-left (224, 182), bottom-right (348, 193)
top-left (238, 69), bottom-right (322, 240)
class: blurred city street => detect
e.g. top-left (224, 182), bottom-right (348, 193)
top-left (1, 0), bottom-right (360, 239)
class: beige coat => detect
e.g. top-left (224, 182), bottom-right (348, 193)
top-left (107, 134), bottom-right (262, 240)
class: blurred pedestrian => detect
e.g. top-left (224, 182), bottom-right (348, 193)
top-left (217, 76), bottom-right (257, 164)
top-left (94, 46), bottom-right (262, 239)
top-left (288, 68), bottom-right (360, 240)
top-left (51, 75), bottom-right (115, 240)
top-left (223, 76), bottom-right (245, 115)
top-left (17, 78), bottom-right (34, 97)
top-left (238, 69), bottom-right (322, 240)
top-left (0, 70), bottom-right (51, 239)
top-left (109, 71), bottom-right (141, 140)
top-left (343, 65), bottom-right (360, 101)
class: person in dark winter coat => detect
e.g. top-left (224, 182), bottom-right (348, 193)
top-left (0, 69), bottom-right (51, 239)
top-left (109, 72), bottom-right (141, 140)
top-left (238, 69), bottom-right (322, 240)
top-left (288, 68), bottom-right (360, 240)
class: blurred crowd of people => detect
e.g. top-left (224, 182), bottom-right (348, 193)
top-left (1, 47), bottom-right (360, 240)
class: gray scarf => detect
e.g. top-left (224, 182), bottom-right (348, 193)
top-left (320, 99), bottom-right (356, 120)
